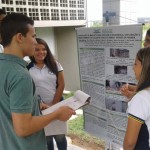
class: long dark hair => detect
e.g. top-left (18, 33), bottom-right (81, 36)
top-left (136, 47), bottom-right (150, 92)
top-left (30, 38), bottom-right (58, 74)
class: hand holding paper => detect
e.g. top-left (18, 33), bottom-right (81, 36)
top-left (42, 90), bottom-right (91, 136)
top-left (42, 90), bottom-right (91, 115)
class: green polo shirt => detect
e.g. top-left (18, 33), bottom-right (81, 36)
top-left (0, 54), bottom-right (47, 150)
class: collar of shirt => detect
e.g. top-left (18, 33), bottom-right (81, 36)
top-left (34, 63), bottom-right (46, 70)
top-left (0, 53), bottom-right (28, 68)
top-left (0, 44), bottom-right (4, 53)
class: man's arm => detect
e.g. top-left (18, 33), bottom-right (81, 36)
top-left (12, 106), bottom-right (75, 137)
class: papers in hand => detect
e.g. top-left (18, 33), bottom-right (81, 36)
top-left (42, 90), bottom-right (90, 115)
top-left (42, 90), bottom-right (91, 136)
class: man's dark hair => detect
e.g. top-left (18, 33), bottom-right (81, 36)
top-left (1, 13), bottom-right (34, 47)
top-left (0, 9), bottom-right (6, 15)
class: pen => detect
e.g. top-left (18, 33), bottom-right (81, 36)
top-left (37, 95), bottom-right (44, 104)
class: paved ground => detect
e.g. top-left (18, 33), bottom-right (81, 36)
top-left (54, 135), bottom-right (85, 150)
top-left (54, 109), bottom-right (85, 150)
top-left (65, 136), bottom-right (85, 150)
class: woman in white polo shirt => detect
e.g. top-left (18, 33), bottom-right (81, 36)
top-left (28, 38), bottom-right (67, 150)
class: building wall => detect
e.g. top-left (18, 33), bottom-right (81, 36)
top-left (1, 0), bottom-right (86, 27)
top-left (35, 27), bottom-right (56, 55)
top-left (55, 27), bottom-right (81, 91)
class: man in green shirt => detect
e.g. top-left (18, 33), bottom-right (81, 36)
top-left (0, 13), bottom-right (75, 150)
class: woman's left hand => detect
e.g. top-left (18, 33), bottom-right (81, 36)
top-left (40, 103), bottom-right (50, 110)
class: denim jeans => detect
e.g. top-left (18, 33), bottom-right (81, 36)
top-left (46, 134), bottom-right (67, 150)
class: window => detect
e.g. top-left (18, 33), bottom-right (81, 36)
top-left (77, 0), bottom-right (84, 8)
top-left (70, 10), bottom-right (76, 20)
top-left (15, 0), bottom-right (26, 5)
top-left (60, 0), bottom-right (68, 7)
top-left (50, 0), bottom-right (58, 7)
top-left (69, 0), bottom-right (76, 8)
top-left (28, 0), bottom-right (38, 6)
top-left (39, 0), bottom-right (49, 6)
top-left (2, 7), bottom-right (14, 14)
top-left (51, 9), bottom-right (59, 20)
top-left (2, 0), bottom-right (13, 4)
top-left (29, 8), bottom-right (39, 20)
top-left (78, 10), bottom-right (84, 20)
top-left (61, 10), bottom-right (68, 20)
top-left (16, 8), bottom-right (27, 15)
top-left (40, 9), bottom-right (50, 20)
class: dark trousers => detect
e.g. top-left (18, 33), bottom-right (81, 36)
top-left (46, 134), bottom-right (67, 150)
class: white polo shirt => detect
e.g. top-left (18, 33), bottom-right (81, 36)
top-left (29, 62), bottom-right (63, 105)
top-left (0, 44), bottom-right (4, 53)
top-left (127, 88), bottom-right (150, 148)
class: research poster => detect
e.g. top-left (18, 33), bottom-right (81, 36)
top-left (76, 25), bottom-right (142, 149)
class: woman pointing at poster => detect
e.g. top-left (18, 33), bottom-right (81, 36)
top-left (120, 28), bottom-right (150, 99)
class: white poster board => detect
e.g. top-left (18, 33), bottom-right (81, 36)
top-left (76, 24), bottom-right (142, 149)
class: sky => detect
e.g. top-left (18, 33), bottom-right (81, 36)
top-left (137, 0), bottom-right (150, 17)
top-left (87, 0), bottom-right (150, 21)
